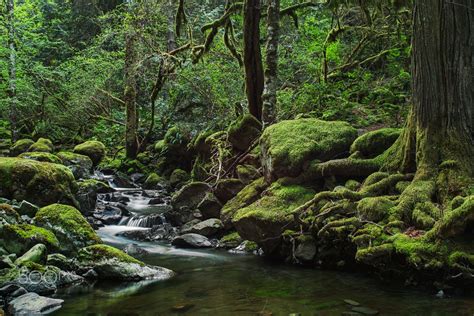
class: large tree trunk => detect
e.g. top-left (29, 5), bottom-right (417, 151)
top-left (7, 0), bottom-right (18, 141)
top-left (262, 0), bottom-right (280, 128)
top-left (166, 0), bottom-right (177, 52)
top-left (243, 0), bottom-right (264, 121)
top-left (124, 30), bottom-right (139, 159)
top-left (387, 0), bottom-right (474, 198)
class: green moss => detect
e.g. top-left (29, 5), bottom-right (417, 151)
top-left (77, 244), bottom-right (144, 266)
top-left (227, 114), bottom-right (262, 151)
top-left (77, 179), bottom-right (111, 192)
top-left (35, 204), bottom-right (101, 254)
top-left (73, 140), bottom-right (106, 165)
top-left (345, 179), bottom-right (361, 191)
top-left (0, 158), bottom-right (77, 207)
top-left (448, 251), bottom-right (474, 271)
top-left (143, 173), bottom-right (163, 189)
top-left (0, 203), bottom-right (21, 225)
top-left (154, 139), bottom-right (166, 153)
top-left (390, 180), bottom-right (436, 221)
top-left (221, 177), bottom-right (268, 224)
top-left (236, 164), bottom-right (260, 184)
top-left (350, 128), bottom-right (401, 158)
top-left (362, 172), bottom-right (389, 188)
top-left (29, 138), bottom-right (54, 153)
top-left (193, 130), bottom-right (214, 154)
top-left (19, 152), bottom-right (62, 164)
top-left (10, 139), bottom-right (34, 156)
top-left (395, 181), bottom-right (411, 194)
top-left (57, 151), bottom-right (93, 167)
top-left (430, 195), bottom-right (474, 239)
top-left (260, 118), bottom-right (358, 180)
top-left (219, 232), bottom-right (243, 248)
top-left (233, 180), bottom-right (315, 223)
top-left (357, 197), bottom-right (395, 222)
top-left (356, 243), bottom-right (394, 264)
top-left (390, 234), bottom-right (446, 268)
top-left (0, 224), bottom-right (59, 254)
top-left (169, 168), bottom-right (190, 187)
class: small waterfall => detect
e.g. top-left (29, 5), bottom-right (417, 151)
top-left (125, 214), bottom-right (164, 228)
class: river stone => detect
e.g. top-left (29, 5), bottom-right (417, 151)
top-left (352, 306), bottom-right (380, 315)
top-left (197, 192), bottom-right (222, 220)
top-left (47, 253), bottom-right (77, 271)
top-left (172, 234), bottom-right (212, 248)
top-left (56, 151), bottom-right (94, 180)
top-left (15, 244), bottom-right (48, 266)
top-left (15, 200), bottom-right (39, 218)
top-left (93, 205), bottom-right (123, 225)
top-left (8, 293), bottom-right (64, 315)
top-left (171, 182), bottom-right (210, 210)
top-left (294, 238), bottom-right (316, 262)
top-left (227, 114), bottom-right (262, 151)
top-left (123, 243), bottom-right (149, 256)
top-left (73, 140), bottom-right (106, 166)
top-left (189, 218), bottom-right (224, 237)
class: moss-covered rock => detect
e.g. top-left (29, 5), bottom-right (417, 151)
top-left (0, 158), bottom-right (77, 207)
top-left (28, 138), bottom-right (54, 153)
top-left (0, 203), bottom-right (21, 225)
top-left (34, 204), bottom-right (101, 254)
top-left (221, 177), bottom-right (268, 229)
top-left (18, 152), bottom-right (62, 164)
top-left (260, 119), bottom-right (358, 181)
top-left (77, 244), bottom-right (174, 281)
top-left (219, 231), bottom-right (243, 249)
top-left (169, 168), bottom-right (190, 188)
top-left (197, 192), bottom-right (222, 220)
top-left (75, 179), bottom-right (112, 215)
top-left (0, 224), bottom-right (59, 255)
top-left (214, 178), bottom-right (246, 204)
top-left (171, 182), bottom-right (210, 210)
top-left (350, 128), bottom-right (401, 158)
top-left (73, 140), bottom-right (106, 166)
top-left (57, 151), bottom-right (94, 179)
top-left (232, 181), bottom-right (315, 254)
top-left (143, 173), bottom-right (163, 189)
top-left (10, 139), bottom-right (34, 156)
top-left (236, 164), bottom-right (260, 185)
top-left (227, 114), bottom-right (262, 151)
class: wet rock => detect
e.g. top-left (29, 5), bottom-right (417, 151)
top-left (123, 244), bottom-right (149, 256)
top-left (15, 244), bottom-right (48, 265)
top-left (130, 173), bottom-right (146, 184)
top-left (143, 173), bottom-right (163, 190)
top-left (93, 205), bottom-right (123, 225)
top-left (344, 299), bottom-right (361, 307)
top-left (77, 244), bottom-right (174, 281)
top-left (15, 200), bottom-right (39, 218)
top-left (214, 179), bottom-right (245, 204)
top-left (47, 253), bottom-right (77, 271)
top-left (180, 219), bottom-right (202, 234)
top-left (82, 269), bottom-right (98, 279)
top-left (148, 197), bottom-right (164, 205)
top-left (57, 151), bottom-right (94, 179)
top-left (351, 306), bottom-right (379, 315)
top-left (76, 179), bottom-right (113, 215)
top-left (10, 287), bottom-right (27, 298)
top-left (0, 284), bottom-right (21, 296)
top-left (219, 232), bottom-right (243, 249)
top-left (230, 241), bottom-right (260, 254)
top-left (189, 218), bottom-right (224, 237)
top-left (294, 237), bottom-right (316, 262)
top-left (116, 229), bottom-right (151, 242)
top-left (8, 293), bottom-right (64, 315)
top-left (73, 140), bottom-right (106, 166)
top-left (171, 182), bottom-right (210, 210)
top-left (172, 234), bottom-right (212, 248)
top-left (197, 192), bottom-right (222, 220)
top-left (165, 206), bottom-right (195, 227)
top-left (0, 204), bottom-right (21, 226)
top-left (227, 114), bottom-right (262, 151)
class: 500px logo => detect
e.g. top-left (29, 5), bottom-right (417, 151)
top-left (17, 267), bottom-right (59, 289)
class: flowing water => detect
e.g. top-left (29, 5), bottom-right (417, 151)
top-left (51, 176), bottom-right (474, 315)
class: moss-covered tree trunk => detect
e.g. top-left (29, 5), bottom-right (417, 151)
top-left (243, 0), bottom-right (264, 122)
top-left (389, 0), bottom-right (474, 190)
top-left (124, 30), bottom-right (138, 159)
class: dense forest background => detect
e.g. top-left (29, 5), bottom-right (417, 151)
top-left (0, 0), bottom-right (412, 147)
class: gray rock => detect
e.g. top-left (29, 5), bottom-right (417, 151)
top-left (197, 193), bottom-right (222, 220)
top-left (171, 182), bottom-right (210, 210)
top-left (46, 253), bottom-right (76, 271)
top-left (214, 179), bottom-right (245, 204)
top-left (16, 200), bottom-right (39, 217)
top-left (172, 234), bottom-right (212, 248)
top-left (351, 306), bottom-right (380, 315)
top-left (15, 244), bottom-right (48, 265)
top-left (123, 244), bottom-right (149, 256)
top-left (8, 292), bottom-right (64, 315)
top-left (0, 284), bottom-right (21, 296)
top-left (189, 218), bottom-right (223, 237)
top-left (294, 238), bottom-right (316, 262)
top-left (10, 287), bottom-right (28, 298)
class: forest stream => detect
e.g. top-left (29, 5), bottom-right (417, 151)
top-left (50, 175), bottom-right (474, 316)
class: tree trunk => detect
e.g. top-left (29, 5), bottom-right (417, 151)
top-left (262, 0), bottom-right (280, 128)
top-left (124, 30), bottom-right (139, 159)
top-left (243, 0), bottom-right (264, 121)
top-left (166, 0), bottom-right (177, 52)
top-left (7, 0), bottom-right (18, 141)
top-left (387, 0), bottom-right (474, 194)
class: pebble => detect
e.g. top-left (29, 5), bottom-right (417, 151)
top-left (171, 304), bottom-right (194, 312)
top-left (351, 306), bottom-right (380, 315)
top-left (344, 299), bottom-right (361, 306)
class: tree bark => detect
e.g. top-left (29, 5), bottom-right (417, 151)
top-left (388, 0), bottom-right (474, 183)
top-left (243, 0), bottom-right (264, 121)
top-left (262, 0), bottom-right (280, 128)
top-left (7, 0), bottom-right (18, 141)
top-left (166, 0), bottom-right (177, 52)
top-left (124, 30), bottom-right (139, 159)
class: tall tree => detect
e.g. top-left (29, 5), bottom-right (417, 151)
top-left (243, 0), bottom-right (264, 122)
top-left (262, 0), bottom-right (280, 127)
top-left (388, 0), bottom-right (474, 186)
top-left (6, 0), bottom-right (18, 141)
top-left (124, 28), bottom-right (139, 159)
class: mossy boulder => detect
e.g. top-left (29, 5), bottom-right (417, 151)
top-left (171, 182), bottom-right (210, 210)
top-left (227, 114), bottom-right (262, 151)
top-left (214, 178), bottom-right (246, 204)
top-left (197, 192), bottom-right (222, 220)
top-left (143, 173), bottom-right (163, 189)
top-left (34, 204), bottom-right (101, 254)
top-left (260, 119), bottom-right (358, 182)
top-left (10, 139), bottom-right (34, 156)
top-left (57, 152), bottom-right (94, 179)
top-left (232, 181), bottom-right (315, 254)
top-left (236, 164), bottom-right (260, 185)
top-left (350, 128), bottom-right (401, 158)
top-left (219, 232), bottom-right (243, 249)
top-left (73, 140), bottom-right (106, 166)
top-left (28, 138), bottom-right (54, 153)
top-left (15, 244), bottom-right (48, 266)
top-left (0, 224), bottom-right (59, 255)
top-left (77, 244), bottom-right (174, 281)
top-left (221, 177), bottom-right (268, 229)
top-left (18, 152), bottom-right (62, 164)
top-left (169, 169), bottom-right (190, 188)
top-left (75, 179), bottom-right (113, 215)
top-left (0, 158), bottom-right (77, 207)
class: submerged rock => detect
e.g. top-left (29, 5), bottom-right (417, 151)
top-left (260, 118), bottom-right (357, 181)
top-left (0, 158), bottom-right (77, 207)
top-left (77, 244), bottom-right (174, 281)
top-left (8, 293), bottom-right (64, 315)
top-left (172, 234), bottom-right (212, 248)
